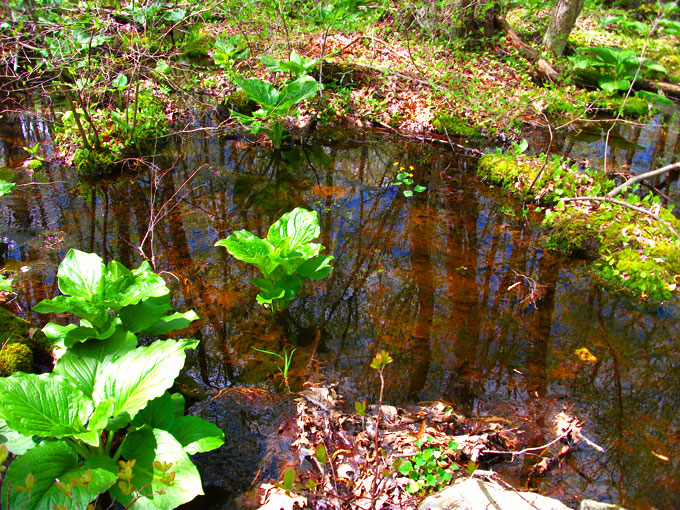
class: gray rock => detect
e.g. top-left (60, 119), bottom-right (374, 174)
top-left (418, 478), bottom-right (573, 510)
top-left (580, 500), bottom-right (628, 510)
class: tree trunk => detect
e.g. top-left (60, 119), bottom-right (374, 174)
top-left (542, 0), bottom-right (585, 56)
top-left (450, 0), bottom-right (498, 43)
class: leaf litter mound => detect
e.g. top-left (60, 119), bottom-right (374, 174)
top-left (257, 384), bottom-right (597, 509)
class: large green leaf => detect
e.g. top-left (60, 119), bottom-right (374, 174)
top-left (118, 295), bottom-right (173, 333)
top-left (54, 330), bottom-right (137, 398)
top-left (131, 391), bottom-right (175, 430)
top-left (94, 339), bottom-right (199, 419)
top-left (216, 231), bottom-right (276, 276)
top-left (0, 373), bottom-right (93, 440)
top-left (33, 295), bottom-right (104, 324)
top-left (267, 208), bottom-right (321, 252)
top-left (0, 418), bottom-right (37, 455)
top-left (140, 310), bottom-right (200, 336)
top-left (275, 76), bottom-right (319, 112)
top-left (0, 180), bottom-right (15, 197)
top-left (169, 416), bottom-right (225, 454)
top-left (55, 249), bottom-right (104, 299)
top-left (117, 261), bottom-right (169, 307)
top-left (1, 442), bottom-right (117, 510)
top-left (297, 254), bottom-right (334, 280)
top-left (109, 428), bottom-right (204, 510)
top-left (234, 77), bottom-right (279, 109)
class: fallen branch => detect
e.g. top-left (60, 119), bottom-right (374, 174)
top-left (606, 161), bottom-right (680, 198)
top-left (560, 195), bottom-right (680, 239)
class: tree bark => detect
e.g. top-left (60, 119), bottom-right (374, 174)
top-left (543, 0), bottom-right (585, 56)
top-left (450, 0), bottom-right (498, 42)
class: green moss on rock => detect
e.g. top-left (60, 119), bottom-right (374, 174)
top-left (432, 113), bottom-right (482, 139)
top-left (0, 342), bottom-right (33, 376)
top-left (225, 89), bottom-right (259, 116)
top-left (0, 306), bottom-right (30, 342)
top-left (544, 202), bottom-right (680, 301)
top-left (545, 210), bottom-right (601, 258)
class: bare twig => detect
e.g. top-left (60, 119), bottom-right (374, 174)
top-left (606, 161), bottom-right (680, 198)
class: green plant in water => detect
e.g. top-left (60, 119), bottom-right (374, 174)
top-left (215, 208), bottom-right (333, 312)
top-left (392, 163), bottom-right (426, 197)
top-left (260, 50), bottom-right (318, 79)
top-left (252, 346), bottom-right (297, 390)
top-left (394, 436), bottom-right (459, 494)
top-left (231, 75), bottom-right (320, 148)
top-left (33, 249), bottom-right (198, 355)
top-left (0, 250), bottom-right (224, 510)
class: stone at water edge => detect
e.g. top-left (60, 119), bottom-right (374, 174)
top-left (580, 501), bottom-right (629, 510)
top-left (418, 478), bottom-right (573, 510)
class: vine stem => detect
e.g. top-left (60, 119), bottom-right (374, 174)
top-left (369, 367), bottom-right (385, 510)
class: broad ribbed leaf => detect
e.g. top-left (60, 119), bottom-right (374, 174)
top-left (118, 295), bottom-right (173, 333)
top-left (0, 418), bottom-right (37, 455)
top-left (297, 254), bottom-right (334, 280)
top-left (260, 54), bottom-right (287, 73)
top-left (54, 330), bottom-right (137, 398)
top-left (109, 428), bottom-right (204, 510)
top-left (267, 208), bottom-right (320, 252)
top-left (1, 442), bottom-right (117, 510)
top-left (140, 310), bottom-right (200, 336)
top-left (251, 278), bottom-right (285, 304)
top-left (170, 416), bottom-right (225, 454)
top-left (56, 249), bottom-right (105, 299)
top-left (234, 77), bottom-right (279, 109)
top-left (216, 231), bottom-right (276, 275)
top-left (0, 373), bottom-right (93, 439)
top-left (94, 339), bottom-right (199, 418)
top-left (33, 295), bottom-right (102, 323)
top-left (131, 392), bottom-right (175, 430)
top-left (118, 261), bottom-right (169, 306)
top-left (275, 76), bottom-right (319, 112)
top-left (41, 322), bottom-right (77, 343)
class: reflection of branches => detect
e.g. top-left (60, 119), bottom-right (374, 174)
top-left (509, 269), bottom-right (547, 308)
top-left (135, 159), bottom-right (206, 267)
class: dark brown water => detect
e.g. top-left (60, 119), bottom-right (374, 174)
top-left (1, 113), bottom-right (679, 510)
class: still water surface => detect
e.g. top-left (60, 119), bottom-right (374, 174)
top-left (1, 113), bottom-right (679, 509)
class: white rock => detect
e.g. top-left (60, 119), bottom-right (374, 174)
top-left (418, 478), bottom-right (573, 510)
top-left (580, 500), bottom-right (628, 510)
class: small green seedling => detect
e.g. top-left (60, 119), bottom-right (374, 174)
top-left (252, 346), bottom-right (297, 390)
top-left (394, 437), bottom-right (460, 494)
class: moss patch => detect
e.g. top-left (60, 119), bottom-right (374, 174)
top-left (478, 153), bottom-right (613, 205)
top-left (479, 151), bottom-right (680, 301)
top-left (432, 113), bottom-right (482, 139)
top-left (545, 200), bottom-right (680, 301)
top-left (224, 89), bottom-right (259, 116)
top-left (0, 343), bottom-right (33, 376)
top-left (594, 96), bottom-right (650, 117)
top-left (0, 306), bottom-right (31, 342)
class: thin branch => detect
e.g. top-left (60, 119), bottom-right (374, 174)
top-left (606, 161), bottom-right (680, 198)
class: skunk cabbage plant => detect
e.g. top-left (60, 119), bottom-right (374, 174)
top-left (215, 208), bottom-right (333, 312)
top-left (0, 250), bottom-right (223, 510)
